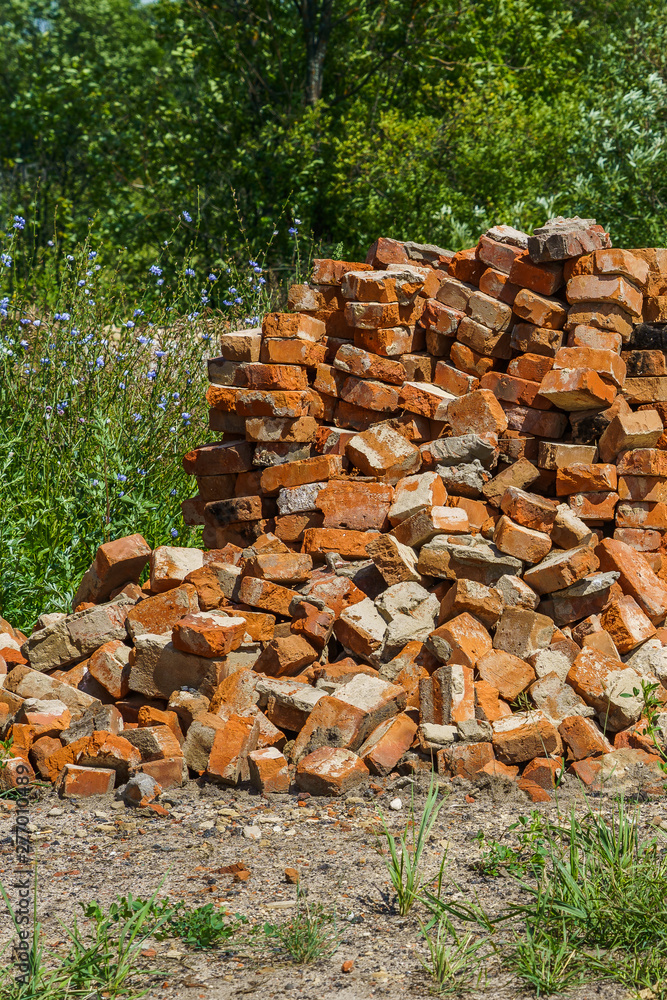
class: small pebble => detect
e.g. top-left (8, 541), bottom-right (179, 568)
top-left (243, 824), bottom-right (262, 841)
top-left (389, 797), bottom-right (402, 811)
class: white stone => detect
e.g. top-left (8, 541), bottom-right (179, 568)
top-left (277, 482), bottom-right (327, 515)
top-left (389, 797), bottom-right (402, 811)
top-left (375, 582), bottom-right (432, 622)
top-left (149, 546), bottom-right (204, 593)
top-left (419, 723), bottom-right (458, 745)
top-left (493, 574), bottom-right (540, 611)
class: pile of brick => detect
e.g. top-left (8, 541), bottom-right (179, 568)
top-left (4, 215), bottom-right (667, 802)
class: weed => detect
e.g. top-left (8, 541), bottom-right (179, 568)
top-left (418, 916), bottom-right (486, 995)
top-left (0, 214), bottom-right (298, 631)
top-left (262, 888), bottom-right (338, 964)
top-left (512, 801), bottom-right (667, 953)
top-left (0, 736), bottom-right (13, 765)
top-left (0, 871), bottom-right (169, 999)
top-left (377, 777), bottom-right (447, 916)
top-left (85, 893), bottom-right (246, 951)
top-left (506, 921), bottom-right (602, 996)
top-left (627, 679), bottom-right (667, 775)
top-left (158, 903), bottom-right (246, 950)
top-left (475, 811), bottom-right (549, 879)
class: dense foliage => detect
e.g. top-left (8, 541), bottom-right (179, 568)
top-left (3, 0), bottom-right (667, 628)
top-left (2, 0), bottom-right (667, 280)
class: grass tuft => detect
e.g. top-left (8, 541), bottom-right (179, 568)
top-left (261, 888), bottom-right (339, 964)
top-left (377, 778), bottom-right (447, 916)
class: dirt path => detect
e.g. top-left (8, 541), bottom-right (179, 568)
top-left (0, 774), bottom-right (664, 999)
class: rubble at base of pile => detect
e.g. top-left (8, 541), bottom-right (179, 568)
top-left (5, 216), bottom-right (667, 802)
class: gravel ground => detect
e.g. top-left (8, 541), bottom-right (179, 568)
top-left (0, 772), bottom-right (665, 1000)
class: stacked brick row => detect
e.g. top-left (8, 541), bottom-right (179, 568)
top-left (3, 216), bottom-right (667, 802)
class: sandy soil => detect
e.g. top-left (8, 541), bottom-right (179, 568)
top-left (0, 772), bottom-right (665, 1000)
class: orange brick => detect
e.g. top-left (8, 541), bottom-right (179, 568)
top-left (558, 715), bottom-right (613, 760)
top-left (566, 274), bottom-right (643, 317)
top-left (57, 764), bottom-right (115, 797)
top-left (522, 757), bottom-right (563, 789)
top-left (478, 266), bottom-right (520, 303)
top-left (357, 714), bottom-right (417, 776)
top-left (600, 595), bottom-right (656, 653)
top-left (513, 289), bottom-right (567, 329)
top-left (554, 346), bottom-right (626, 389)
top-left (556, 463), bottom-right (617, 496)
top-left (447, 388), bottom-right (508, 437)
top-left (538, 369), bottom-right (617, 411)
top-left (508, 253), bottom-right (563, 295)
top-left (262, 312), bottom-right (326, 342)
top-left (476, 650), bottom-right (535, 701)
top-left (596, 537), bottom-right (667, 624)
top-left (492, 711), bottom-right (562, 764)
top-left (248, 746), bottom-right (290, 793)
top-left (427, 613), bottom-right (492, 668)
top-left (295, 747), bottom-right (369, 795)
top-left (494, 515), bottom-right (552, 564)
top-left (436, 741), bottom-right (494, 779)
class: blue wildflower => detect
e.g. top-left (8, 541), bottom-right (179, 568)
top-left (185, 268), bottom-right (195, 277)
top-left (125, 320), bottom-right (135, 329)
top-left (88, 251), bottom-right (97, 259)
top-left (170, 488), bottom-right (177, 497)
top-left (182, 211), bottom-right (192, 222)
top-left (13, 216), bottom-right (26, 230)
top-left (116, 474), bottom-right (127, 482)
top-left (149, 265), bottom-right (162, 277)
top-left (133, 309), bottom-right (144, 318)
top-left (170, 528), bottom-right (179, 538)
top-left (133, 413), bottom-right (142, 422)
top-left (208, 273), bottom-right (217, 282)
top-left (157, 279), bottom-right (164, 286)
top-left (288, 227), bottom-right (298, 236)
top-left (1, 253), bottom-right (12, 267)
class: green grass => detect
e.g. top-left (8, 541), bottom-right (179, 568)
top-left (261, 888), bottom-right (339, 963)
top-left (0, 875), bottom-right (172, 999)
top-left (377, 778), bottom-right (448, 916)
top-left (418, 915), bottom-right (487, 995)
top-left (0, 215), bottom-right (306, 632)
top-left (419, 798), bottom-right (667, 998)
